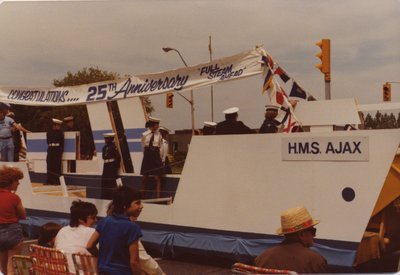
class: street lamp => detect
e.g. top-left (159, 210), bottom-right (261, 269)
top-left (162, 47), bottom-right (195, 135)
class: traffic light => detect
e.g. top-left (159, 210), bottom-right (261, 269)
top-left (166, 92), bottom-right (174, 108)
top-left (383, 82), bottom-right (391, 102)
top-left (315, 39), bottom-right (331, 76)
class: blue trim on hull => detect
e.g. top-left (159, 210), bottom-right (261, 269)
top-left (24, 208), bottom-right (357, 268)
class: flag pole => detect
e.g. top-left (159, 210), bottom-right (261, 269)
top-left (209, 35), bottom-right (214, 121)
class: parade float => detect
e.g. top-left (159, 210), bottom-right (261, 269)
top-left (1, 47), bottom-right (399, 271)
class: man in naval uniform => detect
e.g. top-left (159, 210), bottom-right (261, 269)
top-left (101, 133), bottom-right (121, 199)
top-left (216, 107), bottom-right (255, 135)
top-left (202, 121), bottom-right (217, 135)
top-left (46, 118), bottom-right (64, 185)
top-left (141, 117), bottom-right (165, 198)
top-left (259, 105), bottom-right (280, 134)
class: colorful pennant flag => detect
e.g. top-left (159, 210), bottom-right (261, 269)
top-left (274, 66), bottom-right (290, 83)
top-left (289, 81), bottom-right (307, 99)
top-left (262, 67), bottom-right (274, 94)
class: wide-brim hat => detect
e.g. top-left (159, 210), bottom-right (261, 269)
top-left (52, 118), bottom-right (63, 125)
top-left (203, 121), bottom-right (217, 127)
top-left (276, 206), bottom-right (320, 235)
top-left (223, 107), bottom-right (239, 114)
top-left (103, 133), bottom-right (116, 138)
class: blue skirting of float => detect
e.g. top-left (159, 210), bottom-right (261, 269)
top-left (21, 213), bottom-right (357, 269)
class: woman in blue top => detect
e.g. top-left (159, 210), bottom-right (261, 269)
top-left (87, 186), bottom-right (144, 275)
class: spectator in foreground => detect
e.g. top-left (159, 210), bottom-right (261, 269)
top-left (55, 200), bottom-right (97, 273)
top-left (0, 166), bottom-right (26, 275)
top-left (255, 206), bottom-right (329, 273)
top-left (37, 222), bottom-right (62, 248)
top-left (87, 186), bottom-right (144, 275)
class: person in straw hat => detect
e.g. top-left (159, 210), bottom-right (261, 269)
top-left (255, 206), bottom-right (329, 273)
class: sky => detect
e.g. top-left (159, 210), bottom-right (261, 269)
top-left (0, 0), bottom-right (399, 131)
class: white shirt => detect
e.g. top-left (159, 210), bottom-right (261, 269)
top-left (55, 225), bottom-right (95, 273)
top-left (142, 130), bottom-right (162, 148)
top-left (160, 139), bottom-right (169, 163)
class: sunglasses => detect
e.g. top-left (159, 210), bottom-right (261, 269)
top-left (305, 227), bottom-right (317, 236)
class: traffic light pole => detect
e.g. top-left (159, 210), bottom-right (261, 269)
top-left (325, 73), bottom-right (331, 100)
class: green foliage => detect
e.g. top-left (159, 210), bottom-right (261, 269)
top-left (363, 111), bottom-right (400, 129)
top-left (53, 67), bottom-right (119, 87)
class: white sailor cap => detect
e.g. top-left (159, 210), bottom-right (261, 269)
top-left (203, 121), bottom-right (217, 127)
top-left (63, 116), bottom-right (74, 121)
top-left (223, 107), bottom-right (239, 114)
top-left (103, 133), bottom-right (116, 138)
top-left (147, 116), bottom-right (160, 123)
top-left (159, 126), bottom-right (170, 133)
top-left (52, 118), bottom-right (63, 124)
top-left (265, 105), bottom-right (279, 112)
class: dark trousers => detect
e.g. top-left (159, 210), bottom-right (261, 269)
top-left (101, 162), bottom-right (119, 199)
top-left (46, 147), bottom-right (62, 185)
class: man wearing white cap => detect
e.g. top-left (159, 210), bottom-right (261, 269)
top-left (101, 133), bottom-right (121, 199)
top-left (141, 117), bottom-right (165, 198)
top-left (46, 118), bottom-right (64, 185)
top-left (202, 121), bottom-right (217, 135)
top-left (255, 206), bottom-right (329, 273)
top-left (216, 107), bottom-right (255, 135)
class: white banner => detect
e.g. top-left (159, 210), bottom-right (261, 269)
top-left (282, 136), bottom-right (369, 161)
top-left (0, 48), bottom-right (264, 106)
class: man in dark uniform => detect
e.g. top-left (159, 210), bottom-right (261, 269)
top-left (46, 118), bottom-right (64, 185)
top-left (259, 105), bottom-right (280, 134)
top-left (101, 133), bottom-right (121, 199)
top-left (255, 206), bottom-right (329, 273)
top-left (259, 105), bottom-right (292, 134)
top-left (63, 116), bottom-right (77, 131)
top-left (202, 121), bottom-right (217, 135)
top-left (216, 107), bottom-right (255, 135)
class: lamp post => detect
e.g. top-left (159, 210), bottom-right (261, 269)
top-left (162, 47), bottom-right (195, 135)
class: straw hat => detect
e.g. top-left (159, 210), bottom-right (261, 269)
top-left (276, 206), bottom-right (320, 235)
